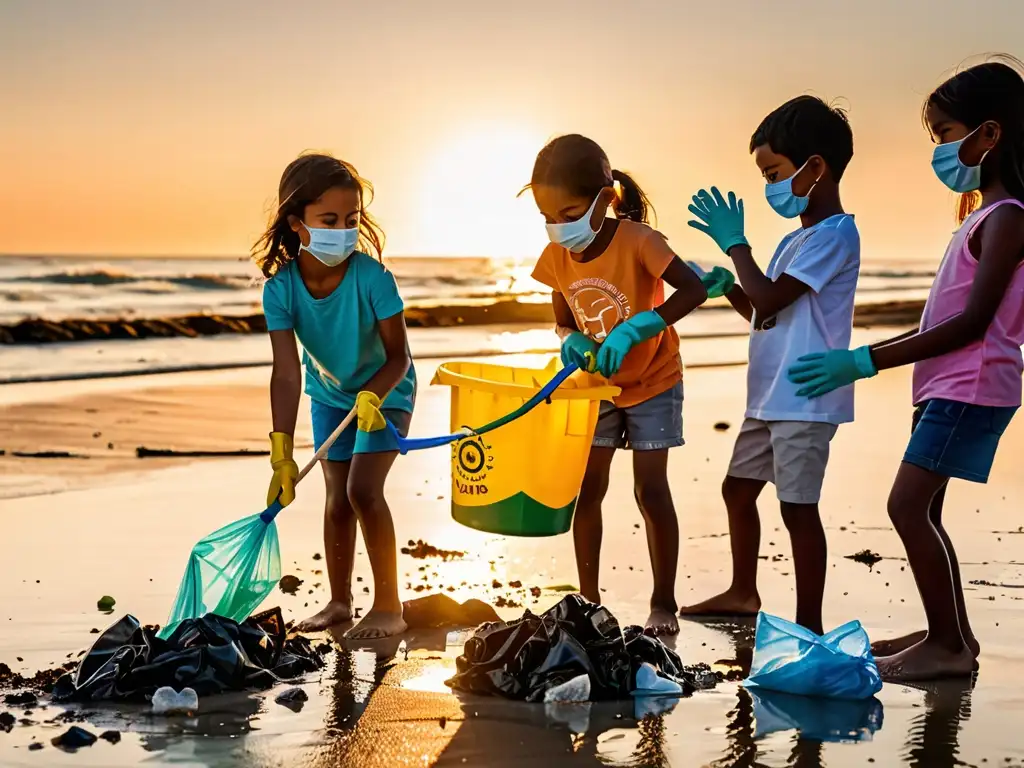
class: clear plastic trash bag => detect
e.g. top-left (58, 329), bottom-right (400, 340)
top-left (743, 612), bottom-right (882, 700)
top-left (159, 512), bottom-right (281, 639)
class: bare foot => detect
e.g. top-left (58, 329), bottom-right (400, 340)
top-left (679, 589), bottom-right (761, 617)
top-left (873, 630), bottom-right (980, 659)
top-left (295, 600), bottom-right (352, 632)
top-left (645, 607), bottom-right (680, 637)
top-left (344, 608), bottom-right (407, 640)
top-left (876, 639), bottom-right (976, 682)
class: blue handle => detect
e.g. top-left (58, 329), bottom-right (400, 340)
top-left (390, 363), bottom-right (580, 455)
top-left (260, 499), bottom-right (284, 523)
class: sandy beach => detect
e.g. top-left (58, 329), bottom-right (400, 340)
top-left (1, 351), bottom-right (1023, 766)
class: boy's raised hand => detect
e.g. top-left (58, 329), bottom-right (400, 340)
top-left (687, 187), bottom-right (749, 256)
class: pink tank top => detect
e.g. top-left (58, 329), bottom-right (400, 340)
top-left (913, 199), bottom-right (1024, 407)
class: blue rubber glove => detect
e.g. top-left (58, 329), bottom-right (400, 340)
top-left (687, 187), bottom-right (749, 255)
top-left (561, 332), bottom-right (597, 373)
top-left (686, 261), bottom-right (736, 299)
top-left (786, 346), bottom-right (878, 398)
top-left (595, 310), bottom-right (667, 378)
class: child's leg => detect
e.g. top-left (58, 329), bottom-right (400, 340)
top-left (871, 481), bottom-right (980, 658)
top-left (345, 448), bottom-right (406, 639)
top-left (779, 502), bottom-right (827, 635)
top-left (633, 449), bottom-right (680, 635)
top-left (574, 447), bottom-right (615, 604)
top-left (771, 421), bottom-right (836, 635)
top-left (877, 462), bottom-right (974, 679)
top-left (875, 399), bottom-right (1014, 679)
top-left (621, 382), bottom-right (684, 635)
top-left (681, 419), bottom-right (770, 616)
top-left (295, 459), bottom-right (358, 631)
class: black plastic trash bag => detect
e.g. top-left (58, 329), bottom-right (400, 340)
top-left (445, 594), bottom-right (714, 702)
top-left (52, 608), bottom-right (324, 702)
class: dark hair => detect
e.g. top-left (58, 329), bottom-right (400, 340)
top-left (252, 153), bottom-right (385, 278)
top-left (749, 95), bottom-right (854, 181)
top-left (524, 134), bottom-right (655, 224)
top-left (926, 56), bottom-right (1024, 222)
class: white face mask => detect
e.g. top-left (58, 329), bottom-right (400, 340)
top-left (545, 193), bottom-right (604, 253)
top-left (300, 222), bottom-right (359, 266)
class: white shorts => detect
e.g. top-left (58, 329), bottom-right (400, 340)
top-left (726, 418), bottom-right (838, 504)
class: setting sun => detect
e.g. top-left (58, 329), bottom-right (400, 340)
top-left (414, 122), bottom-right (550, 259)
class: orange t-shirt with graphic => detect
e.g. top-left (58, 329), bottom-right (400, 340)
top-left (532, 219), bottom-right (682, 408)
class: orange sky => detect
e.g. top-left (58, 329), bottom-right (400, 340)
top-left (1, 1), bottom-right (1021, 265)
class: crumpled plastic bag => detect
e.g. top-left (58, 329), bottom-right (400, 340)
top-left (748, 687), bottom-right (884, 742)
top-left (744, 612), bottom-right (882, 700)
top-left (445, 594), bottom-right (715, 702)
top-left (52, 607), bottom-right (324, 702)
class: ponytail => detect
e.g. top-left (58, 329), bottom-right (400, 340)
top-left (611, 169), bottom-right (655, 224)
top-left (527, 134), bottom-right (656, 225)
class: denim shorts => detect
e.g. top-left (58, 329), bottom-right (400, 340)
top-left (311, 400), bottom-right (413, 463)
top-left (593, 381), bottom-right (684, 451)
top-left (904, 399), bottom-right (1017, 483)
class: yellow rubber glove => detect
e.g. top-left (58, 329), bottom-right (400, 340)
top-left (267, 432), bottom-right (299, 507)
top-left (355, 390), bottom-right (387, 432)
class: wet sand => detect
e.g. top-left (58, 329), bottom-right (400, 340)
top-left (1, 353), bottom-right (1023, 766)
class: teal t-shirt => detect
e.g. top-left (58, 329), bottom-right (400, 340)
top-left (261, 253), bottom-right (417, 413)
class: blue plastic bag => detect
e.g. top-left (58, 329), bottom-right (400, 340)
top-left (744, 612), bottom-right (882, 700)
top-left (747, 688), bottom-right (884, 742)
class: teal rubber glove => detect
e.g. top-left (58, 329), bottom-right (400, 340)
top-left (561, 332), bottom-right (597, 373)
top-left (787, 346), bottom-right (878, 398)
top-left (687, 262), bottom-right (736, 299)
top-left (595, 310), bottom-right (667, 378)
top-left (687, 187), bottom-right (749, 255)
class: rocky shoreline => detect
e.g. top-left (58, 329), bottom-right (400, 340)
top-left (0, 299), bottom-right (924, 345)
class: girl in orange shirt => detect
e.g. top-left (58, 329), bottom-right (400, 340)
top-left (529, 134), bottom-right (710, 635)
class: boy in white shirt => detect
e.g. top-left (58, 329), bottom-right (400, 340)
top-left (681, 96), bottom-right (860, 634)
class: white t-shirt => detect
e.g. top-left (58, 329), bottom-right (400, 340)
top-left (746, 214), bottom-right (861, 424)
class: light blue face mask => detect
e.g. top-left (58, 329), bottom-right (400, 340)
top-left (545, 193), bottom-right (604, 253)
top-left (931, 127), bottom-right (987, 193)
top-left (764, 162), bottom-right (819, 219)
top-left (301, 222), bottom-right (359, 267)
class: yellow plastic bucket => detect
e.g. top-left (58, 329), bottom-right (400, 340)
top-left (431, 358), bottom-right (620, 537)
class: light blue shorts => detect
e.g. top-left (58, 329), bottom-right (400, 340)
top-left (311, 400), bottom-right (413, 463)
top-left (592, 381), bottom-right (684, 451)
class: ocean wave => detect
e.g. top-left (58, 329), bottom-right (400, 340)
top-left (10, 269), bottom-right (255, 291)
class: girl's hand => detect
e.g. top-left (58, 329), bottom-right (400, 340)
top-left (355, 391), bottom-right (387, 432)
top-left (787, 346), bottom-right (877, 398)
top-left (595, 310), bottom-right (667, 378)
top-left (267, 432), bottom-right (299, 507)
top-left (561, 332), bottom-right (598, 373)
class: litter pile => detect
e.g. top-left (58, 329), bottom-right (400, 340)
top-left (51, 608), bottom-right (325, 702)
top-left (446, 594), bottom-right (716, 702)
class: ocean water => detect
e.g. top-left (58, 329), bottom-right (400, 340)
top-left (0, 254), bottom-right (934, 382)
top-left (0, 254), bottom-right (937, 325)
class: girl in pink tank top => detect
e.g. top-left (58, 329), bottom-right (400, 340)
top-left (786, 57), bottom-right (1024, 683)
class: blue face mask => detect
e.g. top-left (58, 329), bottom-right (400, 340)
top-left (301, 222), bottom-right (358, 267)
top-left (545, 193), bottom-right (604, 253)
top-left (931, 128), bottom-right (987, 193)
top-left (764, 162), bottom-right (819, 219)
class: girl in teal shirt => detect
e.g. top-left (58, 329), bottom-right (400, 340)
top-left (256, 153), bottom-right (416, 640)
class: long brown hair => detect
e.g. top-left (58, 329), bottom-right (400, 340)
top-left (252, 153), bottom-right (386, 277)
top-left (524, 134), bottom-right (655, 224)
